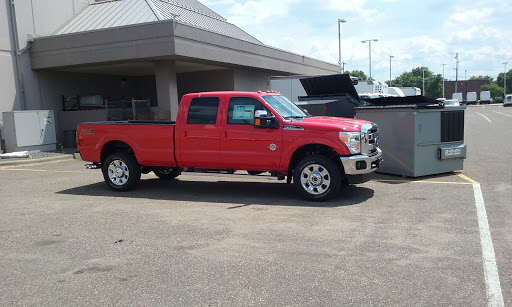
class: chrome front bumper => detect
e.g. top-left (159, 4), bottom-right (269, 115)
top-left (340, 148), bottom-right (383, 175)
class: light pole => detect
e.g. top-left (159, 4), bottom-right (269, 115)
top-left (338, 19), bottom-right (346, 73)
top-left (361, 39), bottom-right (378, 81)
top-left (442, 64), bottom-right (447, 98)
top-left (389, 55), bottom-right (394, 87)
top-left (455, 53), bottom-right (459, 93)
top-left (503, 62), bottom-right (509, 96)
top-left (422, 70), bottom-right (426, 96)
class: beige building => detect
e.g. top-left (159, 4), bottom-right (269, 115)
top-left (1, 0), bottom-right (339, 151)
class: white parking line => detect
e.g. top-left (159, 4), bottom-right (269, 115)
top-left (472, 184), bottom-right (504, 307)
top-left (493, 111), bottom-right (512, 118)
top-left (476, 112), bottom-right (492, 122)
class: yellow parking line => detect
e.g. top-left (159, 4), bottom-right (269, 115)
top-left (457, 173), bottom-right (480, 184)
top-left (372, 179), bottom-right (473, 185)
top-left (0, 168), bottom-right (88, 174)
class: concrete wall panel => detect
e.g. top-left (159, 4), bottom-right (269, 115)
top-left (177, 69), bottom-right (234, 99)
top-left (233, 69), bottom-right (272, 92)
top-left (1, 0), bottom-right (11, 50)
top-left (12, 0), bottom-right (34, 50)
top-left (32, 0), bottom-right (75, 36)
top-left (0, 53), bottom-right (18, 118)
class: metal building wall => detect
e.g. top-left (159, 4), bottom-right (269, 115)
top-left (0, 0), bottom-right (20, 124)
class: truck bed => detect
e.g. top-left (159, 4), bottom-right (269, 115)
top-left (77, 120), bottom-right (176, 167)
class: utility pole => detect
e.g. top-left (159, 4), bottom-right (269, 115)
top-left (442, 64), bottom-right (447, 98)
top-left (422, 70), bottom-right (426, 96)
top-left (455, 53), bottom-right (459, 93)
top-left (338, 19), bottom-right (346, 74)
top-left (504, 62), bottom-right (509, 96)
top-left (342, 62), bottom-right (346, 73)
top-left (361, 39), bottom-right (378, 81)
top-left (389, 55), bottom-right (394, 87)
top-left (465, 69), bottom-right (467, 96)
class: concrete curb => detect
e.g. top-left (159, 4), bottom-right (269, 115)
top-left (0, 154), bottom-right (75, 167)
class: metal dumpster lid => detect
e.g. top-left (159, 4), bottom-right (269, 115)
top-left (356, 95), bottom-right (443, 109)
top-left (299, 74), bottom-right (360, 102)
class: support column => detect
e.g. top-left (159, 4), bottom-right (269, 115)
top-left (155, 60), bottom-right (179, 121)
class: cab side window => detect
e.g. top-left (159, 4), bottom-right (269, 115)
top-left (187, 97), bottom-right (220, 124)
top-left (227, 97), bottom-right (268, 125)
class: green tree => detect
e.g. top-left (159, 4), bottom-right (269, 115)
top-left (346, 70), bottom-right (368, 81)
top-left (480, 84), bottom-right (504, 98)
top-left (496, 69), bottom-right (512, 95)
top-left (391, 67), bottom-right (443, 99)
top-left (469, 75), bottom-right (494, 84)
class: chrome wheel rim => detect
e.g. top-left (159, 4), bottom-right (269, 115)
top-left (108, 159), bottom-right (130, 186)
top-left (300, 163), bottom-right (331, 195)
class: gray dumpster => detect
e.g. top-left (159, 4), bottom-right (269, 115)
top-left (63, 130), bottom-right (77, 148)
top-left (355, 105), bottom-right (466, 177)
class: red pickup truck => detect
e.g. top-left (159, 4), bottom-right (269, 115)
top-left (77, 91), bottom-right (382, 201)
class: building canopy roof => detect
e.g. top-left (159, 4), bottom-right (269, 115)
top-left (56, 0), bottom-right (262, 45)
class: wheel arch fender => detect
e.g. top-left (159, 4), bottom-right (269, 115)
top-left (286, 144), bottom-right (344, 179)
top-left (99, 136), bottom-right (140, 163)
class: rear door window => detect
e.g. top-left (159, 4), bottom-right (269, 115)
top-left (187, 97), bottom-right (220, 124)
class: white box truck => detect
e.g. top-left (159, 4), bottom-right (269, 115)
top-left (399, 87), bottom-right (421, 96)
top-left (480, 91), bottom-right (491, 104)
top-left (354, 81), bottom-right (388, 95)
top-left (466, 92), bottom-right (477, 105)
top-left (452, 93), bottom-right (463, 103)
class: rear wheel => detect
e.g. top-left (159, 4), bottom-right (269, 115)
top-left (153, 167), bottom-right (181, 180)
top-left (102, 152), bottom-right (141, 191)
top-left (293, 155), bottom-right (341, 201)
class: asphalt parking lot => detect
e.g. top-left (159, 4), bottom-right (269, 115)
top-left (0, 104), bottom-right (510, 306)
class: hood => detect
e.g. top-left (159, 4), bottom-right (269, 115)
top-left (289, 116), bottom-right (372, 132)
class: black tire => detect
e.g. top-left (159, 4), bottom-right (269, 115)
top-left (102, 152), bottom-right (141, 191)
top-left (293, 155), bottom-right (341, 201)
top-left (153, 167), bottom-right (181, 180)
top-left (247, 170), bottom-right (264, 175)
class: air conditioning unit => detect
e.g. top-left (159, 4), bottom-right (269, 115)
top-left (2, 110), bottom-right (57, 152)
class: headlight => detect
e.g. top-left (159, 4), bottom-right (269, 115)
top-left (339, 131), bottom-right (361, 154)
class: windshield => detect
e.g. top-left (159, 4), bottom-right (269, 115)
top-left (261, 95), bottom-right (308, 120)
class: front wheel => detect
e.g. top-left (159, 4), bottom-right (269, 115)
top-left (102, 152), bottom-right (141, 191)
top-left (153, 167), bottom-right (181, 180)
top-left (293, 155), bottom-right (341, 201)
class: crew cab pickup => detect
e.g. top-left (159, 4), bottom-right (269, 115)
top-left (77, 91), bottom-right (382, 201)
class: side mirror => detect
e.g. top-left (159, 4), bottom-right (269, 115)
top-left (254, 110), bottom-right (278, 129)
top-left (300, 107), bottom-right (311, 117)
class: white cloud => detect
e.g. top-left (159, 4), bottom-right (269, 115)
top-left (443, 8), bottom-right (494, 41)
top-left (225, 0), bottom-right (300, 26)
top-left (201, 0), bottom-right (512, 80)
top-left (200, 0), bottom-right (236, 5)
top-left (323, 0), bottom-right (382, 22)
top-left (448, 7), bottom-right (493, 24)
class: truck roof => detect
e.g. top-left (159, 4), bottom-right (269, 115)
top-left (183, 91), bottom-right (280, 98)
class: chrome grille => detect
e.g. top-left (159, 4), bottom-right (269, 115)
top-left (361, 123), bottom-right (379, 156)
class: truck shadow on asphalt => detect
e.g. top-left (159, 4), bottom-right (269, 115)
top-left (372, 171), bottom-right (462, 184)
top-left (57, 178), bottom-right (375, 208)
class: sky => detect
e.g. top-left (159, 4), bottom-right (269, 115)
top-left (199, 0), bottom-right (512, 83)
